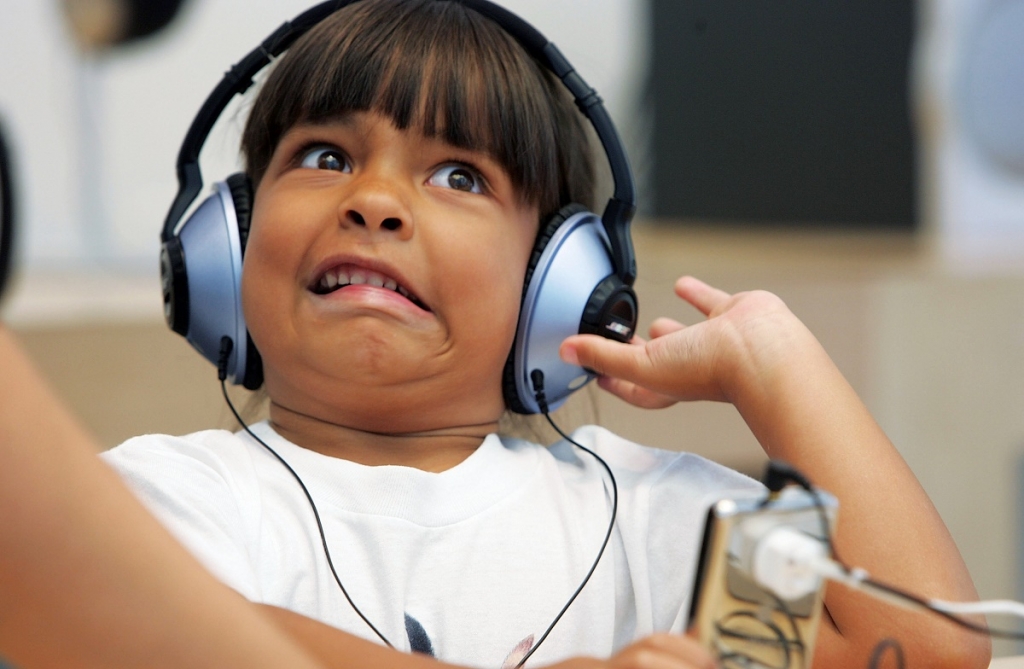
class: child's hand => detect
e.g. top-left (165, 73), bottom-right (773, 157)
top-left (547, 634), bottom-right (717, 669)
top-left (560, 276), bottom-right (814, 411)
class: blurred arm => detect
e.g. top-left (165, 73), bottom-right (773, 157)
top-left (0, 325), bottom-right (323, 669)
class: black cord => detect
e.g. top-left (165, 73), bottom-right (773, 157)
top-left (761, 460), bottom-right (835, 559)
top-left (715, 609), bottom-right (794, 669)
top-left (217, 337), bottom-right (394, 648)
top-left (766, 589), bottom-right (807, 669)
top-left (711, 590), bottom-right (807, 669)
top-left (218, 344), bottom-right (622, 661)
top-left (514, 370), bottom-right (619, 668)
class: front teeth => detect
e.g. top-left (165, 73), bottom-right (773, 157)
top-left (317, 267), bottom-right (409, 301)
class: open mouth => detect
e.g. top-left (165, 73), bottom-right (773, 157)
top-left (310, 264), bottom-right (430, 311)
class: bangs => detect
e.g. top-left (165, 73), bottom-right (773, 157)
top-left (242, 0), bottom-right (590, 215)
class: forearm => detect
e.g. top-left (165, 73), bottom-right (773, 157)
top-left (0, 326), bottom-right (322, 669)
top-left (259, 606), bottom-right (720, 669)
top-left (729, 324), bottom-right (989, 667)
top-left (258, 605), bottom-right (464, 669)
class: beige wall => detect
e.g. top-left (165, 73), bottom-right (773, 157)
top-left (12, 321), bottom-right (248, 447)
top-left (8, 222), bottom-right (1024, 653)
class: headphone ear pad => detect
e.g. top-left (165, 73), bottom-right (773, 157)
top-left (224, 173), bottom-right (263, 390)
top-left (502, 204), bottom-right (588, 414)
top-left (225, 173), bottom-right (253, 252)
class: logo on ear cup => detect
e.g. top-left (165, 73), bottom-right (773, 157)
top-left (580, 274), bottom-right (636, 342)
top-left (506, 209), bottom-right (638, 414)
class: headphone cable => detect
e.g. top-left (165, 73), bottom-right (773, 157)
top-left (217, 337), bottom-right (395, 648)
top-left (516, 369), bottom-right (619, 668)
top-left (218, 339), bottom-right (618, 663)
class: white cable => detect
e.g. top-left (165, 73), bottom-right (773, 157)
top-left (760, 535), bottom-right (1024, 623)
top-left (928, 599), bottom-right (1024, 618)
top-left (739, 507), bottom-right (1024, 643)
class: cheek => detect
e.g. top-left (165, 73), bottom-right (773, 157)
top-left (239, 240), bottom-right (273, 357)
top-left (241, 215), bottom-right (278, 305)
top-left (239, 206), bottom-right (303, 348)
top-left (242, 191), bottom-right (319, 291)
top-left (446, 219), bottom-right (537, 341)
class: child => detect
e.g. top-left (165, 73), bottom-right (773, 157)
top-left (104, 1), bottom-right (989, 667)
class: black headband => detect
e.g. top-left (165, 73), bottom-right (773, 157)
top-left (162, 0), bottom-right (637, 284)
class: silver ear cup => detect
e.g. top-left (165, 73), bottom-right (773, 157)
top-left (512, 211), bottom-right (617, 413)
top-left (177, 180), bottom-right (250, 385)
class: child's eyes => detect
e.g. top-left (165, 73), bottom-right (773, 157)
top-left (428, 165), bottom-right (485, 194)
top-left (299, 146), bottom-right (350, 172)
top-left (293, 146), bottom-right (485, 194)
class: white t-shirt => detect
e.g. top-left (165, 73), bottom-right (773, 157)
top-left (102, 422), bottom-right (760, 668)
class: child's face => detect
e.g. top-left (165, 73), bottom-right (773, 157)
top-left (241, 112), bottom-right (539, 434)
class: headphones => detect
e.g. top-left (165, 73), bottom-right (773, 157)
top-left (161, 0), bottom-right (639, 414)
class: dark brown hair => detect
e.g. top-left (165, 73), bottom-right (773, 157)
top-left (240, 0), bottom-right (594, 218)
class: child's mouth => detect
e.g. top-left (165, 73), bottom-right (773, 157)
top-left (311, 264), bottom-right (430, 311)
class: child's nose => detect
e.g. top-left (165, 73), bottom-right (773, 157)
top-left (340, 180), bottom-right (413, 238)
top-left (346, 209), bottom-right (402, 231)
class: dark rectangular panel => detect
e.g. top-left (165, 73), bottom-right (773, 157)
top-left (648, 0), bottom-right (917, 228)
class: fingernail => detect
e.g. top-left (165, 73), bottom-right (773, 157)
top-left (560, 343), bottom-right (579, 366)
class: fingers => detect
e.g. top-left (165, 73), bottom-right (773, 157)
top-left (560, 335), bottom-right (652, 383)
top-left (563, 343), bottom-right (689, 409)
top-left (674, 276), bottom-right (732, 317)
top-left (649, 317), bottom-right (685, 340)
top-left (561, 336), bottom-right (680, 409)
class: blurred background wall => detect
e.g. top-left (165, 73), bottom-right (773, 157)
top-left (1, 0), bottom-right (1023, 656)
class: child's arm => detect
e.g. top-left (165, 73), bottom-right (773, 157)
top-left (0, 325), bottom-right (323, 669)
top-left (259, 605), bottom-right (717, 669)
top-left (560, 276), bottom-right (991, 669)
